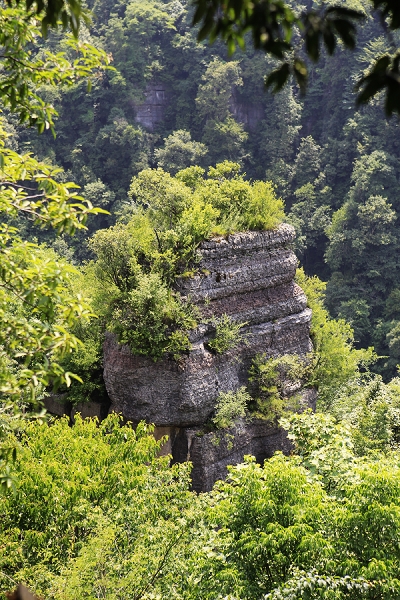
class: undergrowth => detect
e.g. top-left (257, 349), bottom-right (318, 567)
top-left (206, 314), bottom-right (247, 354)
top-left (212, 386), bottom-right (251, 429)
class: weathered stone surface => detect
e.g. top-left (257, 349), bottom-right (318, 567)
top-left (103, 224), bottom-right (313, 429)
top-left (71, 400), bottom-right (108, 422)
top-left (133, 82), bottom-right (264, 134)
top-left (45, 395), bottom-right (109, 421)
top-left (173, 419), bottom-right (291, 492)
top-left (229, 91), bottom-right (264, 131)
top-left (153, 426), bottom-right (181, 457)
top-left (134, 83), bottom-right (169, 131)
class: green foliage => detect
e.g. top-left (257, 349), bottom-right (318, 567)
top-left (325, 373), bottom-right (400, 455)
top-left (154, 130), bottom-right (208, 174)
top-left (53, 510), bottom-right (200, 600)
top-left (212, 386), bottom-right (251, 429)
top-left (0, 0), bottom-right (113, 486)
top-left (264, 570), bottom-right (373, 599)
top-left (338, 298), bottom-right (372, 347)
top-left (281, 410), bottom-right (357, 492)
top-left (196, 59), bottom-right (243, 123)
top-left (0, 7), bottom-right (110, 132)
top-left (288, 181), bottom-right (332, 260)
top-left (296, 268), bottom-right (375, 408)
top-left (129, 162), bottom-right (284, 239)
top-left (13, 0), bottom-right (90, 36)
top-left (86, 163), bottom-right (283, 359)
top-left (4, 7), bottom-right (400, 595)
top-left (202, 116), bottom-right (248, 165)
top-left (195, 59), bottom-right (248, 165)
top-left (13, 0), bottom-right (400, 374)
top-left (4, 409), bottom-right (400, 598)
top-left (279, 406), bottom-right (400, 600)
top-left (192, 0), bottom-right (400, 116)
top-left (58, 316), bottom-right (106, 405)
top-left (204, 422), bottom-right (400, 598)
top-left (326, 195), bottom-right (396, 273)
top-left (320, 147), bottom-right (400, 376)
top-left (86, 218), bottom-right (198, 361)
top-left (0, 414), bottom-right (195, 598)
top-left (0, 403), bottom-right (46, 493)
top-left (205, 454), bottom-right (334, 598)
top-left (110, 272), bottom-right (196, 361)
top-left (0, 119), bottom-right (110, 402)
top-left (243, 180), bottom-right (286, 230)
top-left (249, 353), bottom-right (307, 421)
top-left (207, 314), bottom-right (247, 355)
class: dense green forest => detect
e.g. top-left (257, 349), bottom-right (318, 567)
top-left (2, 408), bottom-right (400, 599)
top-left (3, 0), bottom-right (400, 597)
top-left (4, 0), bottom-right (400, 377)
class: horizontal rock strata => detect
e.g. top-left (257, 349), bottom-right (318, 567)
top-left (104, 224), bottom-right (312, 424)
top-left (103, 223), bottom-right (314, 490)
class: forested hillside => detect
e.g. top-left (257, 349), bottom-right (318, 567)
top-left (4, 0), bottom-right (399, 377)
top-left (3, 0), bottom-right (400, 598)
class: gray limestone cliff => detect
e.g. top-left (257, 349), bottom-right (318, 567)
top-left (134, 83), bottom-right (169, 131)
top-left (103, 223), bottom-right (315, 490)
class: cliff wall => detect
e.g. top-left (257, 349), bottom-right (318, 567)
top-left (133, 81), bottom-right (264, 133)
top-left (103, 223), bottom-right (315, 490)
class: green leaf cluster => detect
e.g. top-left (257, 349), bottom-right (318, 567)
top-left (212, 386), bottom-right (251, 429)
top-left (0, 120), bottom-right (110, 401)
top-left (192, 0), bottom-right (400, 117)
top-left (3, 408), bottom-right (400, 598)
top-left (249, 353), bottom-right (308, 421)
top-left (0, 8), bottom-right (110, 133)
top-left (85, 162), bottom-right (283, 360)
top-left (206, 314), bottom-right (247, 355)
top-left (323, 373), bottom-right (400, 455)
top-left (0, 414), bottom-right (195, 597)
top-left (296, 268), bottom-right (375, 408)
top-left (0, 3), bottom-right (112, 472)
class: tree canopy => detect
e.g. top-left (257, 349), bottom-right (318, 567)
top-left (0, 0), bottom-right (110, 483)
top-left (2, 409), bottom-right (400, 598)
top-left (192, 0), bottom-right (400, 116)
top-left (2, 1), bottom-right (400, 597)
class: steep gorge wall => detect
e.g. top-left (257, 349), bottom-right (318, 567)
top-left (103, 224), bottom-right (315, 490)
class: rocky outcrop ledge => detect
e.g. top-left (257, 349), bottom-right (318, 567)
top-left (103, 223), bottom-right (314, 491)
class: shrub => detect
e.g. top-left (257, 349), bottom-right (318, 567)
top-left (249, 354), bottom-right (308, 421)
top-left (85, 163), bottom-right (284, 361)
top-left (0, 414), bottom-right (194, 598)
top-left (207, 314), bottom-right (247, 354)
top-left (212, 386), bottom-right (251, 429)
top-left (59, 321), bottom-right (107, 405)
top-left (110, 272), bottom-right (196, 361)
top-left (296, 268), bottom-right (376, 408)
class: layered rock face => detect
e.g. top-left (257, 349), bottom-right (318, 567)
top-left (134, 83), bottom-right (169, 131)
top-left (103, 223), bottom-right (314, 490)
